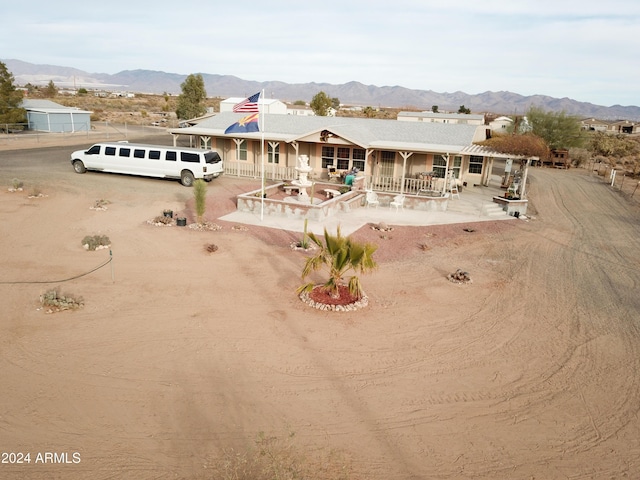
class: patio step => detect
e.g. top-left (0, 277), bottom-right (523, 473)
top-left (446, 200), bottom-right (481, 216)
top-left (481, 202), bottom-right (509, 217)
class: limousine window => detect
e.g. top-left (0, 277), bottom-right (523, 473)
top-left (205, 152), bottom-right (222, 164)
top-left (181, 152), bottom-right (200, 163)
top-left (119, 148), bottom-right (131, 157)
top-left (105, 147), bottom-right (116, 156)
top-left (149, 150), bottom-right (161, 160)
top-left (87, 145), bottom-right (101, 155)
top-left (134, 149), bottom-right (146, 159)
top-left (166, 151), bottom-right (177, 161)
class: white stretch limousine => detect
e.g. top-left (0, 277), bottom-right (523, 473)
top-left (70, 142), bottom-right (223, 186)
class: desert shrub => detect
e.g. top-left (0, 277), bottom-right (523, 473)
top-left (193, 179), bottom-right (207, 223)
top-left (204, 243), bottom-right (219, 253)
top-left (40, 288), bottom-right (84, 312)
top-left (82, 234), bottom-right (111, 251)
top-left (153, 215), bottom-right (173, 225)
top-left (12, 178), bottom-right (23, 189)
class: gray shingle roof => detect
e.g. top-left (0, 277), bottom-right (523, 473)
top-left (170, 112), bottom-right (482, 153)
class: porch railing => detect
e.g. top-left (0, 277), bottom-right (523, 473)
top-left (222, 162), bottom-right (447, 196)
top-left (224, 161), bottom-right (298, 181)
top-left (362, 175), bottom-right (446, 196)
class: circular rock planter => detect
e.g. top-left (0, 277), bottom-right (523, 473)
top-left (299, 285), bottom-right (369, 312)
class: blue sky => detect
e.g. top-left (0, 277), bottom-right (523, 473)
top-left (2, 0), bottom-right (638, 107)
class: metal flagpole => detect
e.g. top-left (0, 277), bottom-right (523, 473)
top-left (260, 89), bottom-right (265, 220)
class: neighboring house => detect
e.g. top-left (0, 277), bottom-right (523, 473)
top-left (220, 97), bottom-right (287, 114)
top-left (168, 113), bottom-right (524, 192)
top-left (581, 118), bottom-right (610, 132)
top-left (397, 111), bottom-right (485, 125)
top-left (607, 120), bottom-right (638, 134)
top-left (21, 99), bottom-right (92, 133)
top-left (489, 116), bottom-right (513, 133)
top-left (286, 105), bottom-right (315, 116)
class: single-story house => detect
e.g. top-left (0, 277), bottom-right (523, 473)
top-left (581, 118), bottom-right (610, 132)
top-left (397, 111), bottom-right (485, 125)
top-left (607, 120), bottom-right (638, 134)
top-left (168, 113), bottom-right (528, 195)
top-left (286, 105), bottom-right (315, 116)
top-left (489, 116), bottom-right (513, 132)
top-left (21, 99), bottom-right (92, 133)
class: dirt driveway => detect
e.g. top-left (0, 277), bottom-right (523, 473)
top-left (1, 139), bottom-right (640, 479)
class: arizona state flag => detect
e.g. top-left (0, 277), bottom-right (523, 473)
top-left (224, 112), bottom-right (260, 134)
top-left (224, 113), bottom-right (260, 133)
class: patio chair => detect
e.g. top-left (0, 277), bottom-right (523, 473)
top-left (327, 166), bottom-right (341, 182)
top-left (390, 194), bottom-right (405, 211)
top-left (365, 190), bottom-right (379, 208)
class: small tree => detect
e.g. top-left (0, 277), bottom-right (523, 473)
top-left (310, 91), bottom-right (332, 116)
top-left (0, 61), bottom-right (26, 131)
top-left (43, 80), bottom-right (58, 98)
top-left (431, 105), bottom-right (439, 113)
top-left (193, 179), bottom-right (207, 224)
top-left (458, 105), bottom-right (471, 114)
top-left (297, 227), bottom-right (378, 299)
top-left (526, 106), bottom-right (585, 150)
top-left (176, 74), bottom-right (207, 120)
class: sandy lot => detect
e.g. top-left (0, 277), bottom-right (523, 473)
top-left (1, 136), bottom-right (640, 479)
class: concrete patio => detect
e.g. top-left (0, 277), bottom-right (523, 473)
top-left (220, 181), bottom-right (522, 236)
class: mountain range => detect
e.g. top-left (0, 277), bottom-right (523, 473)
top-left (4, 59), bottom-right (640, 121)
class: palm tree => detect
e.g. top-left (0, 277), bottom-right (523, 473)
top-left (297, 227), bottom-right (378, 299)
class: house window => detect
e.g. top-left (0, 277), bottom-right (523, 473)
top-left (237, 140), bottom-right (247, 161)
top-left (268, 144), bottom-right (280, 164)
top-left (352, 148), bottom-right (365, 171)
top-left (433, 155), bottom-right (462, 178)
top-left (433, 155), bottom-right (446, 178)
top-left (469, 155), bottom-right (483, 174)
top-left (321, 146), bottom-right (334, 168)
top-left (379, 151), bottom-right (395, 177)
top-left (452, 156), bottom-right (462, 179)
top-left (322, 146), bottom-right (366, 171)
top-left (337, 147), bottom-right (350, 170)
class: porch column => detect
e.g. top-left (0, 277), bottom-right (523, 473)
top-left (399, 151), bottom-right (413, 194)
top-left (482, 156), bottom-right (494, 187)
top-left (520, 158), bottom-right (531, 198)
top-left (290, 141), bottom-right (299, 169)
top-left (232, 138), bottom-right (244, 177)
top-left (200, 136), bottom-right (211, 149)
top-left (442, 153), bottom-right (450, 196)
top-left (268, 141), bottom-right (279, 180)
top-left (366, 149), bottom-right (376, 190)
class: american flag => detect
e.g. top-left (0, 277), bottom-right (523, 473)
top-left (233, 92), bottom-right (261, 113)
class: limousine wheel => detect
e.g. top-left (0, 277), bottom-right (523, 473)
top-left (180, 170), bottom-right (195, 187)
top-left (73, 160), bottom-right (86, 174)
